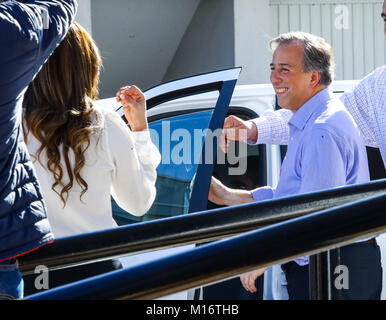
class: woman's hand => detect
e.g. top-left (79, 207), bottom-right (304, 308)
top-left (116, 85), bottom-right (148, 131)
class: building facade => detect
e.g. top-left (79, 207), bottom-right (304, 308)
top-left (77, 0), bottom-right (386, 98)
top-left (75, 0), bottom-right (384, 98)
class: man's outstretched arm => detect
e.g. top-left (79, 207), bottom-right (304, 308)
top-left (249, 108), bottom-right (292, 145)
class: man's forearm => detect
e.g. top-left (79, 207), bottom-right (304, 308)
top-left (223, 189), bottom-right (254, 206)
top-left (225, 186), bottom-right (275, 206)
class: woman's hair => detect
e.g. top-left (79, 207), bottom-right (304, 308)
top-left (23, 22), bottom-right (102, 207)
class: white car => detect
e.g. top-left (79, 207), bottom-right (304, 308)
top-left (94, 68), bottom-right (385, 300)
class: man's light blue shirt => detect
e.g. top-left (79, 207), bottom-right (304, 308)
top-left (251, 87), bottom-right (370, 265)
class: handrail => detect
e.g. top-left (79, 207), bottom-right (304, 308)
top-left (18, 178), bottom-right (386, 275)
top-left (24, 192), bottom-right (386, 300)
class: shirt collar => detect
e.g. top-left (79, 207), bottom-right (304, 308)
top-left (288, 87), bottom-right (333, 131)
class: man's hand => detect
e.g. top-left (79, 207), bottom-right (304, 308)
top-left (116, 85), bottom-right (148, 132)
top-left (240, 267), bottom-right (268, 293)
top-left (209, 176), bottom-right (254, 206)
top-left (219, 115), bottom-right (258, 153)
top-left (208, 176), bottom-right (231, 206)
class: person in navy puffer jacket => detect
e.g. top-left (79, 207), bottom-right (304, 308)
top-left (0, 0), bottom-right (77, 299)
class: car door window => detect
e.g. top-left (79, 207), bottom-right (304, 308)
top-left (207, 107), bottom-right (267, 207)
top-left (146, 110), bottom-right (214, 220)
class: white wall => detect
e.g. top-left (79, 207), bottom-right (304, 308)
top-left (74, 0), bottom-right (274, 97)
top-left (90, 0), bottom-right (200, 98)
top-left (73, 0), bottom-right (385, 94)
top-left (164, 0), bottom-right (235, 82)
top-left (74, 0), bottom-right (92, 34)
top-left (234, 0), bottom-right (272, 84)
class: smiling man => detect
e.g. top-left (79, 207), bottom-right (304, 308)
top-left (245, 0), bottom-right (386, 169)
top-left (269, 41), bottom-right (327, 113)
top-left (210, 32), bottom-right (382, 300)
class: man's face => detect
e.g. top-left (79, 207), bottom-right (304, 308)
top-left (270, 42), bottom-right (316, 113)
top-left (383, 0), bottom-right (386, 35)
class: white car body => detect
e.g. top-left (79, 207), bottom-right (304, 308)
top-left (94, 77), bottom-right (386, 300)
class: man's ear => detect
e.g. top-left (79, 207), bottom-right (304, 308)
top-left (309, 71), bottom-right (321, 88)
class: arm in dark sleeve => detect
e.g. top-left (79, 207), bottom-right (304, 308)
top-left (23, 0), bottom-right (78, 63)
top-left (0, 0), bottom-right (77, 100)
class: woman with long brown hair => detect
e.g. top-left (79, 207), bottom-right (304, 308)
top-left (22, 22), bottom-right (160, 295)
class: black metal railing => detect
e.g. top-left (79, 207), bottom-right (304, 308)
top-left (309, 249), bottom-right (341, 300)
top-left (24, 191), bottom-right (386, 300)
top-left (18, 178), bottom-right (386, 276)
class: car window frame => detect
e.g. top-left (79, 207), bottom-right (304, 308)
top-left (143, 68), bottom-right (241, 214)
top-left (113, 68), bottom-right (241, 223)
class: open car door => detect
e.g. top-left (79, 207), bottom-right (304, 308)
top-left (112, 67), bottom-right (241, 223)
top-left (110, 68), bottom-right (241, 299)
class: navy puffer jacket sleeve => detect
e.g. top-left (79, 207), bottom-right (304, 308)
top-left (0, 0), bottom-right (77, 261)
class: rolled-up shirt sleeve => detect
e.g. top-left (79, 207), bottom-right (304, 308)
top-left (251, 186), bottom-right (275, 202)
top-left (249, 109), bottom-right (292, 145)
